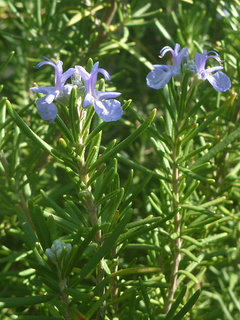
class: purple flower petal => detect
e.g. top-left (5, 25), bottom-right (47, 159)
top-left (83, 92), bottom-right (94, 107)
top-left (30, 86), bottom-right (54, 94)
top-left (36, 97), bottom-right (58, 122)
top-left (34, 59), bottom-right (56, 69)
top-left (60, 68), bottom-right (76, 86)
top-left (195, 52), bottom-right (206, 73)
top-left (206, 71), bottom-right (231, 92)
top-left (201, 65), bottom-right (223, 79)
top-left (55, 60), bottom-right (63, 82)
top-left (195, 51), bottom-right (222, 74)
top-left (95, 91), bottom-right (121, 100)
top-left (45, 91), bottom-right (59, 104)
top-left (94, 99), bottom-right (123, 122)
top-left (75, 66), bottom-right (90, 82)
top-left (160, 46), bottom-right (174, 57)
top-left (97, 68), bottom-right (111, 81)
top-left (146, 65), bottom-right (172, 89)
top-left (91, 62), bottom-right (99, 73)
top-left (172, 47), bottom-right (188, 75)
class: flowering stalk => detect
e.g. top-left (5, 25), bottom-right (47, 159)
top-left (30, 57), bottom-right (124, 319)
top-left (146, 43), bottom-right (232, 313)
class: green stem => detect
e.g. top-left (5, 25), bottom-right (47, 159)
top-left (165, 135), bottom-right (182, 313)
top-left (77, 112), bottom-right (105, 318)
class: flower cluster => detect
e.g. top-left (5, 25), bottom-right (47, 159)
top-left (146, 43), bottom-right (231, 92)
top-left (31, 58), bottom-right (123, 123)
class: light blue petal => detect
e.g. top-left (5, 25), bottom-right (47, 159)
top-left (203, 65), bottom-right (223, 77)
top-left (94, 99), bottom-right (123, 122)
top-left (206, 71), bottom-right (231, 92)
top-left (95, 91), bottom-right (121, 100)
top-left (30, 86), bottom-right (54, 94)
top-left (91, 62), bottom-right (99, 74)
top-left (55, 60), bottom-right (63, 74)
top-left (195, 52), bottom-right (206, 73)
top-left (97, 68), bottom-right (111, 81)
top-left (34, 58), bottom-right (56, 69)
top-left (174, 43), bottom-right (180, 54)
top-left (36, 97), bottom-right (58, 122)
top-left (75, 66), bottom-right (90, 82)
top-left (146, 65), bottom-right (172, 89)
top-left (54, 61), bottom-right (63, 87)
top-left (172, 47), bottom-right (188, 75)
top-left (83, 92), bottom-right (94, 107)
top-left (60, 68), bottom-right (76, 85)
top-left (45, 91), bottom-right (59, 103)
top-left (206, 52), bottom-right (221, 64)
top-left (160, 46), bottom-right (174, 57)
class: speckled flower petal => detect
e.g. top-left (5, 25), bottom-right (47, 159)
top-left (146, 65), bottom-right (172, 89)
top-left (206, 71), bottom-right (231, 92)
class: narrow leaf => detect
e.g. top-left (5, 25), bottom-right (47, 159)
top-left (90, 109), bottom-right (156, 170)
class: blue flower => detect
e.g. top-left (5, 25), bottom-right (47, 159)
top-left (195, 50), bottom-right (231, 92)
top-left (146, 43), bottom-right (188, 89)
top-left (31, 57), bottom-right (75, 122)
top-left (75, 62), bottom-right (123, 122)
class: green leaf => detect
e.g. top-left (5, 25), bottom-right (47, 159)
top-left (28, 202), bottom-right (52, 251)
top-left (170, 290), bottom-right (201, 320)
top-left (178, 165), bottom-right (214, 183)
top-left (0, 98), bottom-right (7, 142)
top-left (16, 209), bottom-right (36, 250)
top-left (19, 317), bottom-right (62, 320)
top-left (0, 51), bottom-right (15, 73)
top-left (165, 286), bottom-right (187, 320)
top-left (78, 209), bottom-right (132, 280)
top-left (139, 277), bottom-right (155, 320)
top-left (101, 187), bottom-right (124, 224)
top-left (118, 213), bottom-right (175, 244)
top-left (55, 115), bottom-right (74, 142)
top-left (192, 126), bottom-right (240, 168)
top-left (6, 100), bottom-right (54, 157)
top-left (113, 40), bottom-right (153, 69)
top-left (40, 189), bottom-right (70, 221)
top-left (0, 295), bottom-right (55, 308)
top-left (180, 248), bottom-right (200, 263)
top-left (86, 288), bottom-right (111, 319)
top-left (154, 19), bottom-right (174, 44)
top-left (117, 152), bottom-right (167, 181)
top-left (62, 225), bottom-right (99, 277)
top-left (89, 109), bottom-right (156, 170)
top-left (85, 132), bottom-right (102, 169)
top-left (177, 270), bottom-right (199, 284)
top-left (69, 86), bottom-right (79, 141)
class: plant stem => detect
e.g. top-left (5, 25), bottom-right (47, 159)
top-left (165, 136), bottom-right (182, 313)
top-left (77, 111), bottom-right (105, 318)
